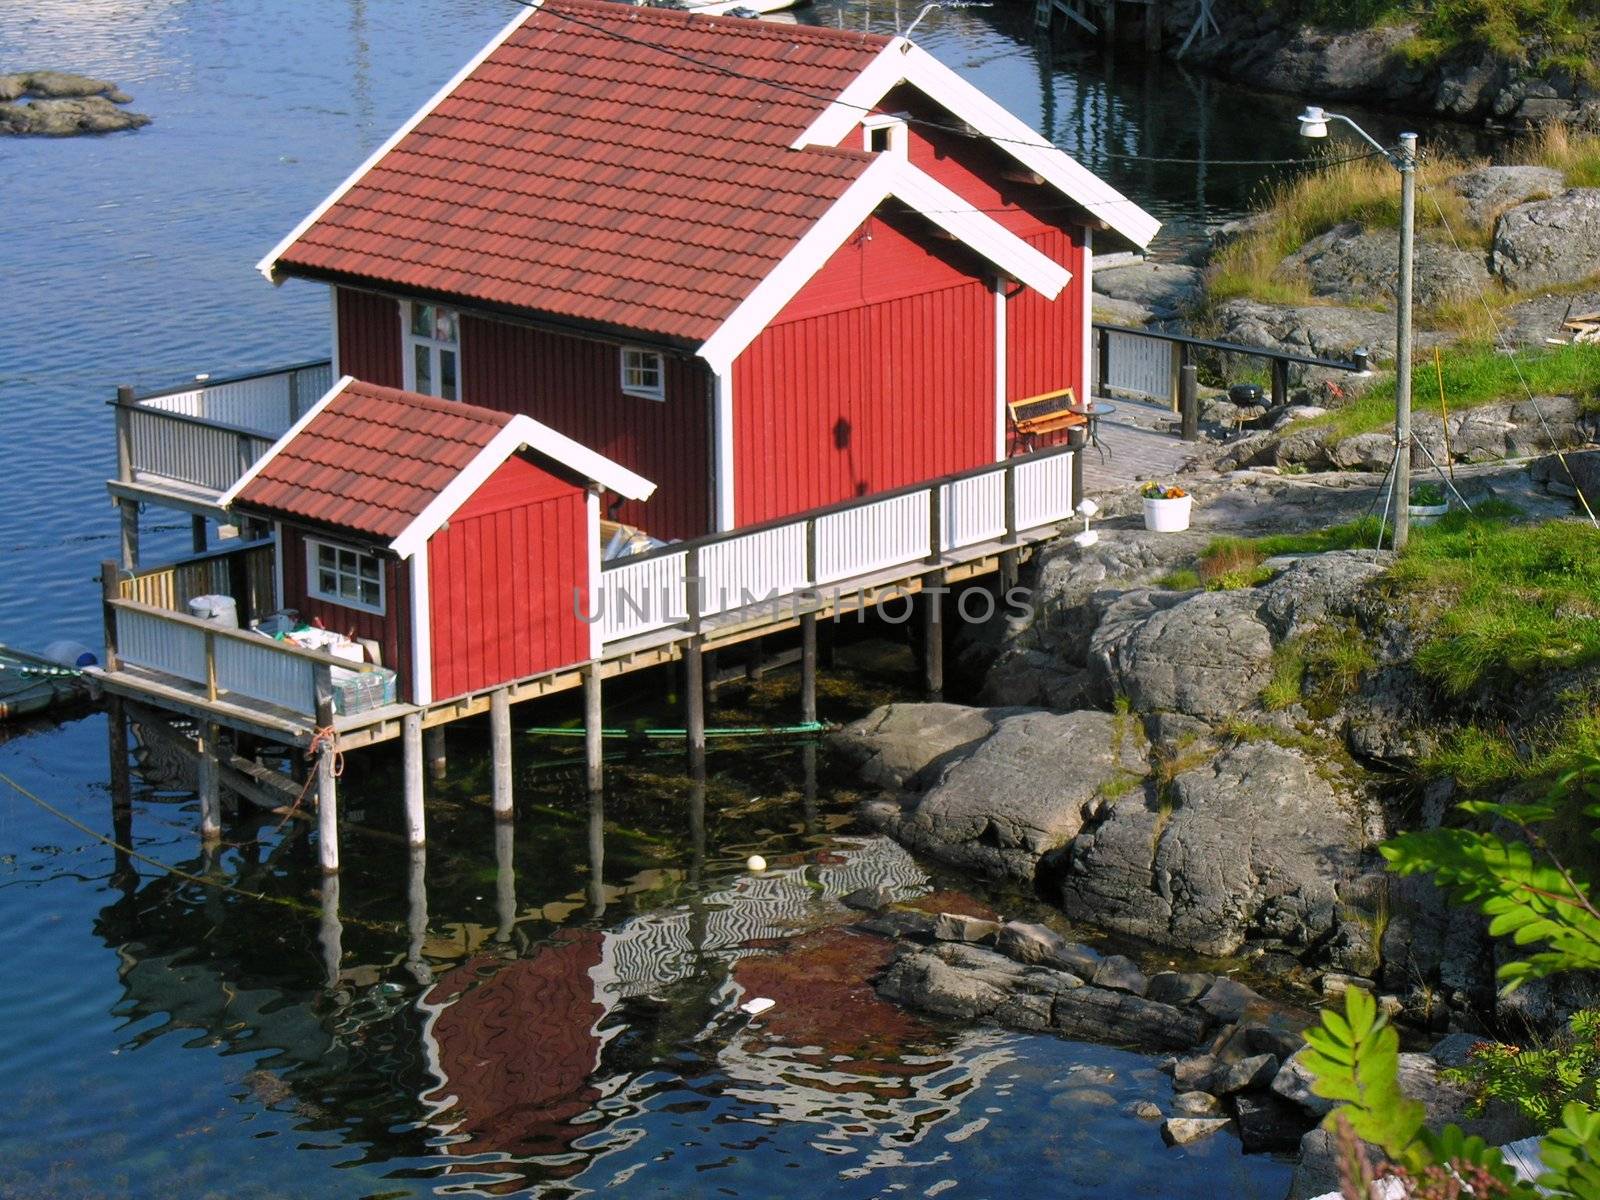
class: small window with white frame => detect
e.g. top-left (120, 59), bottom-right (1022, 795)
top-left (862, 115), bottom-right (907, 157)
top-left (308, 538), bottom-right (385, 614)
top-left (620, 347), bottom-right (665, 400)
top-left (406, 302), bottom-right (460, 401)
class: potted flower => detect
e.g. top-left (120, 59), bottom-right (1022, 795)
top-left (1141, 481), bottom-right (1192, 532)
top-left (1408, 482), bottom-right (1448, 523)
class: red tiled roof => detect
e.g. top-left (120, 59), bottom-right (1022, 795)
top-left (234, 380), bottom-right (514, 539)
top-left (274, 0), bottom-right (889, 343)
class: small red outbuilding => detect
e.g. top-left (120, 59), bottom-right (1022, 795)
top-left (223, 377), bottom-right (653, 705)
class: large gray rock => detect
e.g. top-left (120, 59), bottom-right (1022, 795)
top-left (1087, 588), bottom-right (1276, 720)
top-left (993, 920), bottom-right (1104, 976)
top-left (1161, 1117), bottom-right (1230, 1145)
top-left (832, 702), bottom-right (1026, 789)
top-left (1092, 262), bottom-right (1203, 316)
top-left (1059, 739), bottom-right (1362, 957)
top-left (1493, 188), bottom-right (1600, 289)
top-left (877, 942), bottom-right (1204, 1048)
top-left (865, 709), bottom-right (1147, 884)
top-left (1212, 298), bottom-right (1428, 367)
top-left (1257, 550), bottom-right (1390, 642)
top-left (1276, 222), bottom-right (1491, 310)
top-left (1272, 1047), bottom-right (1335, 1118)
top-left (1451, 165), bottom-right (1565, 228)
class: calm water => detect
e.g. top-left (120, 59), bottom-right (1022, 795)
top-left (0, 2), bottom-right (1340, 1194)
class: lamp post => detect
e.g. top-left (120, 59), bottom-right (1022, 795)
top-left (1297, 106), bottom-right (1417, 550)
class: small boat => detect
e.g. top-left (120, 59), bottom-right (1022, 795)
top-left (0, 644), bottom-right (92, 722)
top-left (642, 0), bottom-right (807, 17)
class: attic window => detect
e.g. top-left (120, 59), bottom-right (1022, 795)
top-left (862, 116), bottom-right (907, 157)
top-left (621, 347), bottom-right (665, 401)
top-left (406, 302), bottom-right (460, 401)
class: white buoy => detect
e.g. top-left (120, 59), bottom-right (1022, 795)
top-left (739, 996), bottom-right (775, 1016)
top-left (746, 854), bottom-right (767, 872)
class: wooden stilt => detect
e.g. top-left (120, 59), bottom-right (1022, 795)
top-left (1000, 549), bottom-right (1021, 596)
top-left (799, 612), bottom-right (818, 725)
top-left (198, 721), bottom-right (223, 844)
top-left (118, 499), bottom-right (139, 571)
top-left (424, 725), bottom-right (447, 781)
top-left (494, 818), bottom-right (515, 943)
top-left (402, 712), bottom-right (425, 847)
top-left (190, 514), bottom-right (208, 555)
top-left (586, 786), bottom-right (606, 918)
top-left (684, 638), bottom-right (706, 775)
top-left (490, 688), bottom-right (513, 821)
top-left (319, 872), bottom-right (343, 989)
top-left (315, 667), bottom-right (339, 874)
top-left (405, 846), bottom-right (430, 987)
top-left (923, 571), bottom-right (945, 701)
top-left (583, 662), bottom-right (603, 801)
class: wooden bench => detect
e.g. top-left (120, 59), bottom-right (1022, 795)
top-left (1007, 387), bottom-right (1084, 448)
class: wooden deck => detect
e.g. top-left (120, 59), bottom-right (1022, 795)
top-left (1081, 396), bottom-right (1197, 494)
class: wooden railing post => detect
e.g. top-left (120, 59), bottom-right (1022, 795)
top-left (100, 560), bottom-right (122, 672)
top-left (287, 371), bottom-right (302, 425)
top-left (115, 386), bottom-right (135, 483)
top-left (313, 663), bottom-right (339, 874)
top-left (1271, 356), bottom-right (1290, 408)
top-left (684, 544), bottom-right (701, 634)
top-left (1067, 428), bottom-right (1086, 510)
top-left (1180, 361), bottom-right (1199, 442)
top-left (1003, 462), bottom-right (1018, 544)
top-left (927, 484), bottom-right (943, 564)
top-left (804, 518), bottom-right (818, 587)
top-left (203, 629), bottom-right (218, 701)
top-left (1096, 327), bottom-right (1110, 399)
top-left (236, 432), bottom-right (254, 480)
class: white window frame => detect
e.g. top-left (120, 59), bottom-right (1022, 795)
top-left (306, 537), bottom-right (386, 615)
top-left (861, 114), bottom-right (908, 159)
top-left (620, 346), bottom-right (665, 401)
top-left (403, 301), bottom-right (461, 401)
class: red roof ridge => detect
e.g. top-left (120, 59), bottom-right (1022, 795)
top-left (341, 379), bottom-right (516, 430)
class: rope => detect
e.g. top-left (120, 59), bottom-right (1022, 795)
top-left (1418, 173), bottom-right (1600, 527)
top-left (272, 724), bottom-right (341, 833)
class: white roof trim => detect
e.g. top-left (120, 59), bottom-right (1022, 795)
top-left (698, 156), bottom-right (1069, 374)
top-left (218, 375), bottom-right (353, 510)
top-left (390, 412), bottom-right (655, 560)
top-left (792, 38), bottom-right (1160, 250)
top-left (254, 2), bottom-right (540, 283)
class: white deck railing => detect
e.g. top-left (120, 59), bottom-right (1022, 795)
top-left (598, 444), bottom-right (1077, 645)
top-left (115, 360), bottom-right (332, 498)
top-left (108, 598), bottom-right (380, 718)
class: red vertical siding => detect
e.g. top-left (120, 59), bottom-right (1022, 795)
top-left (732, 213), bottom-right (995, 525)
top-left (335, 288), bottom-right (403, 388)
top-left (1006, 226), bottom-right (1086, 454)
top-left (279, 523), bottom-right (414, 702)
top-left (460, 317), bottom-right (709, 541)
top-left (427, 456), bottom-right (589, 702)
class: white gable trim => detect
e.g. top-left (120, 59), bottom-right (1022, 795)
top-left (699, 157), bottom-right (1069, 374)
top-left (792, 38), bottom-right (1159, 250)
top-left (219, 375), bottom-right (354, 510)
top-left (255, 2), bottom-right (540, 283)
top-left (390, 413), bottom-right (655, 560)
top-left (410, 544), bottom-right (434, 706)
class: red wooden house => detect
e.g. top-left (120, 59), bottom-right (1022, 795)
top-left (256, 0), bottom-right (1158, 543)
top-left (222, 378), bottom-right (653, 706)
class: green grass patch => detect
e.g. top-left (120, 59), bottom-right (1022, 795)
top-left (1307, 341), bottom-right (1600, 440)
top-left (1157, 567), bottom-right (1202, 591)
top-left (1262, 622), bottom-right (1377, 715)
top-left (1386, 504), bottom-right (1600, 694)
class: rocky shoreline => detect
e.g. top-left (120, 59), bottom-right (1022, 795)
top-left (827, 456), bottom-right (1597, 1194)
top-left (1155, 0), bottom-right (1600, 129)
top-left (0, 71), bottom-right (149, 136)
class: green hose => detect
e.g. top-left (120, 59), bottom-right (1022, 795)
top-left (523, 720), bottom-right (830, 739)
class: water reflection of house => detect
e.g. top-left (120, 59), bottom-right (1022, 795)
top-left (414, 836), bottom-right (1029, 1191)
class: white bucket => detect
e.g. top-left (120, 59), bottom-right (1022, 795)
top-left (1143, 495), bottom-right (1192, 532)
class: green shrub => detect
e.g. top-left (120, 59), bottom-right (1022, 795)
top-left (1445, 1010), bottom-right (1600, 1127)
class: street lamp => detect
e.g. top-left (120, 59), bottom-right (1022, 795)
top-left (1296, 106), bottom-right (1419, 550)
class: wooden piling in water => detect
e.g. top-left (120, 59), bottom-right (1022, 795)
top-left (800, 612), bottom-right (817, 725)
top-left (315, 667), bottom-right (339, 874)
top-left (494, 819), bottom-right (516, 942)
top-left (923, 571), bottom-right (945, 701)
top-left (424, 726), bottom-right (447, 781)
top-left (319, 873), bottom-right (342, 989)
top-left (684, 638), bottom-right (706, 775)
top-left (490, 688), bottom-right (513, 821)
top-left (198, 721), bottom-right (223, 844)
top-left (583, 663), bottom-right (603, 800)
top-left (405, 847), bottom-right (430, 987)
top-left (402, 712), bottom-right (425, 847)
